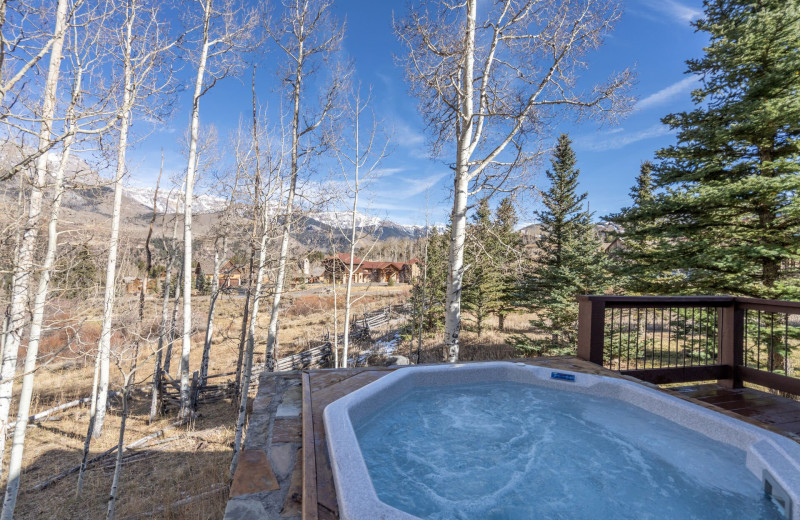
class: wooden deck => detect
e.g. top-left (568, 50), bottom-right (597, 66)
top-left (672, 383), bottom-right (800, 437)
top-left (299, 358), bottom-right (800, 520)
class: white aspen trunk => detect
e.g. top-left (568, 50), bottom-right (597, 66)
top-left (105, 375), bottom-right (132, 520)
top-left (265, 34), bottom-right (305, 372)
top-left (180, 0), bottom-right (212, 417)
top-left (233, 281), bottom-right (250, 396)
top-left (234, 210), bottom-right (257, 394)
top-left (149, 258), bottom-right (172, 421)
top-left (163, 264), bottom-right (182, 376)
top-left (341, 118), bottom-right (360, 369)
top-left (230, 218), bottom-right (269, 477)
top-left (445, 176), bottom-right (469, 362)
top-left (76, 343), bottom-right (101, 496)
top-left (0, 0), bottom-right (69, 475)
top-left (235, 70), bottom-right (259, 391)
top-left (332, 257), bottom-right (339, 369)
top-left (200, 237), bottom-right (225, 385)
top-left (1, 173), bottom-right (27, 361)
top-left (444, 0), bottom-right (477, 363)
top-left (0, 60), bottom-right (80, 518)
top-left (94, 0), bottom-right (137, 436)
top-left (149, 208), bottom-right (180, 422)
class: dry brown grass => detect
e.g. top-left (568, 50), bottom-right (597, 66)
top-left (14, 398), bottom-right (234, 519)
top-left (408, 311), bottom-right (540, 364)
top-left (6, 285), bottom-right (412, 519)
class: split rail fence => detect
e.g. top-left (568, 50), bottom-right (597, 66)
top-left (157, 303), bottom-right (410, 412)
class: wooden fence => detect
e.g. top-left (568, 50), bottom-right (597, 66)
top-left (577, 295), bottom-right (800, 395)
top-left (158, 303), bottom-right (410, 412)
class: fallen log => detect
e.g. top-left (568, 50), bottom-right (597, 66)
top-left (31, 445), bottom-right (118, 491)
top-left (100, 452), bottom-right (158, 471)
top-left (8, 392), bottom-right (120, 436)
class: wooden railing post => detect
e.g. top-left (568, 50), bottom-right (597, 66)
top-left (718, 301), bottom-right (744, 389)
top-left (577, 296), bottom-right (605, 366)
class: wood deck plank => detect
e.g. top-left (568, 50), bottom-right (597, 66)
top-left (301, 372), bottom-right (318, 520)
top-left (311, 370), bottom-right (393, 516)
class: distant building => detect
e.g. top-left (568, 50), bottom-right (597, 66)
top-left (123, 276), bottom-right (143, 295)
top-left (518, 222), bottom-right (624, 255)
top-left (195, 259), bottom-right (246, 289)
top-left (322, 254), bottom-right (419, 284)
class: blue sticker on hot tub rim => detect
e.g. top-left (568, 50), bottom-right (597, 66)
top-left (551, 371), bottom-right (576, 382)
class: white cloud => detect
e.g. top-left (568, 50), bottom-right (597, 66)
top-left (367, 201), bottom-right (422, 212)
top-left (635, 76), bottom-right (698, 111)
top-left (638, 0), bottom-right (702, 25)
top-left (573, 124), bottom-right (674, 152)
top-left (379, 170), bottom-right (449, 199)
top-left (393, 119), bottom-right (425, 148)
top-left (372, 167), bottom-right (404, 177)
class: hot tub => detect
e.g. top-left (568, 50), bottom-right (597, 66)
top-left (324, 362), bottom-right (800, 519)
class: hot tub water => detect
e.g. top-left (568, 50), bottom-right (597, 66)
top-left (355, 381), bottom-right (784, 520)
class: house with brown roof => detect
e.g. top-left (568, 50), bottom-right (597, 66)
top-left (322, 254), bottom-right (419, 284)
top-left (195, 259), bottom-right (246, 289)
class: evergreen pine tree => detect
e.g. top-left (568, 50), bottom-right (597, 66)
top-left (609, 0), bottom-right (800, 299)
top-left (509, 134), bottom-right (609, 356)
top-left (410, 227), bottom-right (449, 334)
top-left (631, 161), bottom-right (654, 207)
top-left (463, 199), bottom-right (504, 337)
top-left (608, 161), bottom-right (664, 293)
top-left (493, 197), bottom-right (524, 331)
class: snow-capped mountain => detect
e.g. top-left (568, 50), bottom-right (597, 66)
top-left (122, 186), bottom-right (228, 214)
top-left (302, 211), bottom-right (441, 241)
top-left (307, 210), bottom-right (385, 229)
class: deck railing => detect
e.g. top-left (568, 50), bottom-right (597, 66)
top-left (577, 295), bottom-right (800, 395)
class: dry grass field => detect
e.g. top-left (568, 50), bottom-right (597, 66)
top-left (6, 284), bottom-right (417, 519)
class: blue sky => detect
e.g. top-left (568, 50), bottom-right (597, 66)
top-left (126, 0), bottom-right (708, 227)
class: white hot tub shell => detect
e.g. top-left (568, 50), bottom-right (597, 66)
top-left (323, 361), bottom-right (800, 520)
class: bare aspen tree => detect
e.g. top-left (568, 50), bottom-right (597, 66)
top-left (149, 190), bottom-right (181, 422)
top-left (230, 119), bottom-right (284, 477)
top-left (396, 0), bottom-right (632, 361)
top-left (0, 1), bottom-right (80, 180)
top-left (93, 0), bottom-right (178, 437)
top-left (0, 0), bottom-right (70, 477)
top-left (332, 85), bottom-right (389, 368)
top-left (265, 0), bottom-right (345, 371)
top-left (199, 240), bottom-right (225, 382)
top-left (324, 209), bottom-right (383, 368)
top-left (234, 69), bottom-right (261, 396)
top-left (163, 261), bottom-right (183, 376)
top-left (329, 232), bottom-right (340, 367)
top-left (104, 311), bottom-right (158, 520)
top-left (0, 18), bottom-right (91, 514)
top-left (199, 156), bottom-right (240, 386)
top-left (76, 345), bottom-right (102, 496)
top-left (132, 160), bottom-right (163, 377)
top-left (179, 0), bottom-right (256, 418)
top-left (105, 368), bottom-right (133, 520)
top-left (0, 2), bottom-right (67, 110)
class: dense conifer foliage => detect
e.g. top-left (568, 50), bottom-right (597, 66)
top-left (609, 0), bottom-right (800, 299)
top-left (510, 135), bottom-right (609, 356)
